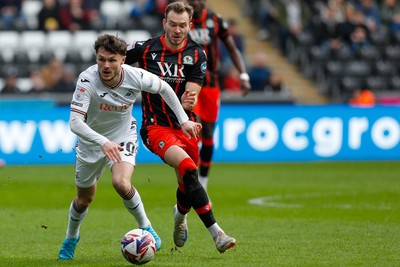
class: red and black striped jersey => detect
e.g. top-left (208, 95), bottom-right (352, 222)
top-left (126, 35), bottom-right (207, 129)
top-left (189, 8), bottom-right (229, 88)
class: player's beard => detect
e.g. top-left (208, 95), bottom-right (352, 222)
top-left (166, 32), bottom-right (186, 47)
top-left (100, 68), bottom-right (120, 86)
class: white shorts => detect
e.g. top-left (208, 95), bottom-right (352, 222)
top-left (74, 133), bottom-right (139, 188)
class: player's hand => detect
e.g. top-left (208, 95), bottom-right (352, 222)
top-left (181, 90), bottom-right (197, 111)
top-left (181, 120), bottom-right (202, 140)
top-left (101, 141), bottom-right (124, 163)
top-left (240, 79), bottom-right (251, 96)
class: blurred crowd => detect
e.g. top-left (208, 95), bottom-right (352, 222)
top-left (3, 0), bottom-right (399, 104)
top-left (0, 0), bottom-right (288, 98)
top-left (244, 0), bottom-right (400, 103)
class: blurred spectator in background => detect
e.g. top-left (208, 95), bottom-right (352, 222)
top-left (0, 0), bottom-right (26, 30)
top-left (52, 64), bottom-right (77, 93)
top-left (41, 57), bottom-right (65, 91)
top-left (336, 5), bottom-right (370, 48)
top-left (59, 0), bottom-right (91, 31)
top-left (28, 68), bottom-right (48, 94)
top-left (348, 87), bottom-right (376, 106)
top-left (313, 0), bottom-right (346, 47)
top-left (354, 0), bottom-right (381, 33)
top-left (0, 67), bottom-right (22, 94)
top-left (380, 0), bottom-right (400, 40)
top-left (222, 66), bottom-right (242, 96)
top-left (38, 0), bottom-right (61, 32)
top-left (380, 0), bottom-right (400, 26)
top-left (349, 25), bottom-right (371, 54)
top-left (249, 52), bottom-right (288, 96)
top-left (128, 0), bottom-right (161, 34)
top-left (271, 0), bottom-right (312, 55)
top-left (83, 0), bottom-right (105, 30)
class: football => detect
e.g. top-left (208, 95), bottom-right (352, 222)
top-left (121, 229), bottom-right (156, 265)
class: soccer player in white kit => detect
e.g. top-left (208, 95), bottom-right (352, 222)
top-left (57, 34), bottom-right (201, 260)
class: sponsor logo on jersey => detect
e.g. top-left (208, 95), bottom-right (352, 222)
top-left (158, 140), bottom-right (165, 149)
top-left (71, 101), bottom-right (83, 107)
top-left (157, 62), bottom-right (185, 78)
top-left (99, 103), bottom-right (130, 111)
top-left (201, 62), bottom-right (207, 74)
top-left (183, 55), bottom-right (193, 65)
top-left (99, 92), bottom-right (108, 98)
top-left (80, 78), bottom-right (90, 83)
top-left (188, 28), bottom-right (211, 44)
top-left (151, 53), bottom-right (157, 60)
top-left (206, 18), bottom-right (214, 28)
top-left (75, 93), bottom-right (82, 101)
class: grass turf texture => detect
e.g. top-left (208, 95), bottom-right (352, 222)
top-left (0, 162), bottom-right (399, 267)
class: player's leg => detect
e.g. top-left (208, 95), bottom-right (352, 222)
top-left (198, 120), bottom-right (215, 189)
top-left (110, 138), bottom-right (162, 251)
top-left (197, 87), bottom-right (220, 190)
top-left (165, 145), bottom-right (235, 252)
top-left (58, 155), bottom-right (102, 260)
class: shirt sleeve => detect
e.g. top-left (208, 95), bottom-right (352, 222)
top-left (69, 78), bottom-right (109, 147)
top-left (187, 48), bottom-right (207, 86)
top-left (125, 41), bottom-right (144, 65)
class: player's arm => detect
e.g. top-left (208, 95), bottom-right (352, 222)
top-left (140, 69), bottom-right (201, 139)
top-left (69, 83), bottom-right (122, 162)
top-left (181, 82), bottom-right (201, 111)
top-left (221, 35), bottom-right (251, 96)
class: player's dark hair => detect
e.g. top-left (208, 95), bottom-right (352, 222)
top-left (165, 1), bottom-right (194, 21)
top-left (94, 34), bottom-right (127, 56)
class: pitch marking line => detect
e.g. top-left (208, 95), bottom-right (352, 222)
top-left (248, 193), bottom-right (392, 210)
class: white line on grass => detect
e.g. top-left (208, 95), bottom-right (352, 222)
top-left (248, 193), bottom-right (392, 210)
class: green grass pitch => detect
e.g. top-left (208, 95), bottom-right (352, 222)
top-left (0, 162), bottom-right (399, 266)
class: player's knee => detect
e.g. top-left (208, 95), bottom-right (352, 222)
top-left (112, 178), bottom-right (131, 197)
top-left (178, 157), bottom-right (197, 177)
top-left (75, 197), bottom-right (92, 211)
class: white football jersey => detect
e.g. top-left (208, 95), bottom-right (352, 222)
top-left (70, 64), bottom-right (162, 149)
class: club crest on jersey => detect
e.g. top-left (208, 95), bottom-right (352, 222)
top-left (201, 62), bottom-right (207, 74)
top-left (206, 18), bottom-right (214, 28)
top-left (158, 140), bottom-right (165, 149)
top-left (183, 55), bottom-right (193, 65)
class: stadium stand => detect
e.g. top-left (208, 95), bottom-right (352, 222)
top-left (1, 0), bottom-right (399, 105)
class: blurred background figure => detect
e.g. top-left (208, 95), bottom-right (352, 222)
top-left (0, 0), bottom-right (26, 30)
top-left (40, 57), bottom-right (66, 91)
top-left (222, 66), bottom-right (242, 96)
top-left (348, 87), bottom-right (376, 106)
top-left (0, 67), bottom-right (22, 94)
top-left (38, 0), bottom-right (61, 32)
top-left (249, 51), bottom-right (288, 96)
top-left (59, 0), bottom-right (91, 31)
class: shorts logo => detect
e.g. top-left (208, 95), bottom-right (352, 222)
top-left (158, 140), bottom-right (165, 149)
top-left (183, 55), bottom-right (193, 65)
top-left (201, 62), bottom-right (207, 74)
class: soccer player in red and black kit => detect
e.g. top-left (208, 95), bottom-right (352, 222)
top-left (125, 1), bottom-right (236, 253)
top-left (188, 0), bottom-right (251, 190)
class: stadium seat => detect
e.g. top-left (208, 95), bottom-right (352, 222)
top-left (357, 46), bottom-right (381, 64)
top-left (366, 76), bottom-right (389, 92)
top-left (21, 0), bottom-right (43, 30)
top-left (125, 30), bottom-right (152, 43)
top-left (100, 1), bottom-right (124, 29)
top-left (71, 30), bottom-right (98, 63)
top-left (100, 30), bottom-right (126, 41)
top-left (0, 31), bottom-right (20, 63)
top-left (20, 31), bottom-right (47, 63)
top-left (47, 31), bottom-right (73, 61)
top-left (16, 78), bottom-right (33, 93)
